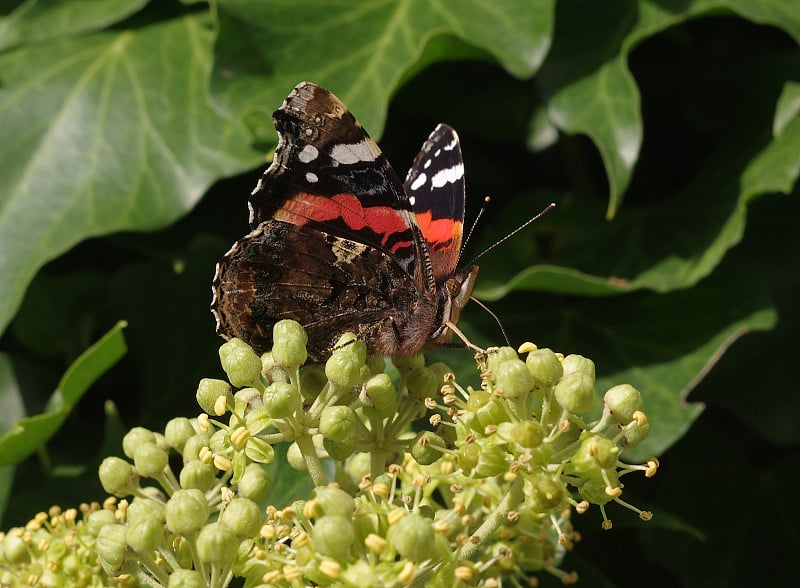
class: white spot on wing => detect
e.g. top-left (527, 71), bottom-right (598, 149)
top-left (410, 172), bottom-right (427, 191)
top-left (330, 139), bottom-right (379, 164)
top-left (444, 136), bottom-right (458, 151)
top-left (306, 172), bottom-right (319, 183)
top-left (298, 144), bottom-right (319, 163)
top-left (431, 163), bottom-right (464, 188)
top-left (332, 240), bottom-right (369, 265)
top-left (423, 159), bottom-right (432, 169)
top-left (409, 195), bottom-right (416, 206)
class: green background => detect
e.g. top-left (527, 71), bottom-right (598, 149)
top-left (1, 1), bottom-right (798, 585)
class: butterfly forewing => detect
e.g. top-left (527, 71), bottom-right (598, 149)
top-left (403, 124), bottom-right (466, 283)
top-left (247, 82), bottom-right (426, 283)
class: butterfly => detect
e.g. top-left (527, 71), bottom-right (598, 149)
top-left (211, 82), bottom-right (479, 362)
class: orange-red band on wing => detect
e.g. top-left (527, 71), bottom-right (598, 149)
top-left (274, 193), bottom-right (413, 253)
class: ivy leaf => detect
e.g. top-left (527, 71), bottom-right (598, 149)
top-left (211, 0), bottom-right (555, 139)
top-left (484, 57), bottom-right (800, 299)
top-left (536, 0), bottom-right (800, 219)
top-left (774, 81), bottom-right (800, 136)
top-left (0, 353), bottom-right (25, 522)
top-left (0, 0), bottom-right (147, 51)
top-left (0, 322), bottom-right (127, 466)
top-left (0, 12), bottom-right (261, 336)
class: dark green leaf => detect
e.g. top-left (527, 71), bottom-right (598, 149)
top-left (0, 322), bottom-right (127, 466)
top-left (536, 0), bottom-right (800, 218)
top-left (0, 0), bottom-right (147, 51)
top-left (0, 12), bottom-right (261, 336)
top-left (211, 0), bottom-right (555, 138)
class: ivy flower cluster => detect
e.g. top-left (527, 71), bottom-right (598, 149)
top-left (1, 320), bottom-right (656, 587)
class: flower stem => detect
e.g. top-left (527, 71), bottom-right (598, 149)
top-left (457, 476), bottom-right (525, 560)
top-left (294, 432), bottom-right (327, 486)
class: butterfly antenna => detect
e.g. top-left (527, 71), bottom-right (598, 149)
top-left (469, 296), bottom-right (511, 347)
top-left (467, 202), bottom-right (556, 266)
top-left (459, 196), bottom-right (491, 265)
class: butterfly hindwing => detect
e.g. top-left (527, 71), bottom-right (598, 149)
top-left (212, 220), bottom-right (420, 361)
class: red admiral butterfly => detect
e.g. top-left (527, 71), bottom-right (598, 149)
top-left (211, 82), bottom-right (479, 362)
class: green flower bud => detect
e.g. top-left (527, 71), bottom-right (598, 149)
top-left (497, 420), bottom-right (544, 449)
top-left (387, 513), bottom-right (435, 562)
top-left (153, 431), bottom-right (170, 452)
top-left (219, 338), bottom-right (262, 387)
top-left (99, 456), bottom-right (139, 497)
top-left (234, 387), bottom-right (264, 414)
top-left (208, 429), bottom-right (227, 453)
top-left (286, 441), bottom-right (307, 471)
top-left (237, 463), bottom-right (272, 502)
top-left (260, 351), bottom-right (280, 380)
top-left (219, 498), bottom-right (262, 538)
top-left (577, 477), bottom-right (617, 505)
top-left (411, 431), bottom-right (446, 466)
top-left (168, 569), bottom-right (206, 588)
top-left (299, 365), bottom-right (327, 399)
top-left (486, 346), bottom-right (519, 373)
top-left (313, 486), bottom-right (355, 518)
top-left (366, 354), bottom-right (386, 374)
top-left (272, 320), bottom-right (309, 367)
top-left (122, 427), bottom-right (156, 459)
top-left (301, 556), bottom-right (333, 586)
top-left (179, 460), bottom-right (216, 491)
top-left (474, 441), bottom-right (510, 478)
top-left (2, 527), bottom-right (27, 563)
top-left (526, 472), bottom-right (566, 512)
top-left (263, 381), bottom-right (300, 419)
top-left (406, 366), bottom-right (440, 399)
top-left (604, 384), bottom-right (643, 424)
top-left (526, 348), bottom-right (563, 387)
top-left (319, 405), bottom-right (358, 444)
top-left (166, 489), bottom-right (209, 536)
top-left (245, 407), bottom-right (271, 436)
top-left (127, 518), bottom-right (165, 553)
top-left (164, 418), bottom-right (197, 451)
top-left (465, 389), bottom-right (506, 430)
top-left (458, 443), bottom-right (481, 474)
top-left (495, 358), bottom-right (535, 399)
top-left (325, 341), bottom-right (367, 388)
top-left (245, 436), bottom-right (275, 464)
top-left (569, 435), bottom-right (620, 478)
top-left (196, 378), bottom-right (232, 415)
top-left (554, 371), bottom-right (595, 414)
top-left (133, 442), bottom-right (169, 478)
top-left (181, 432), bottom-right (212, 463)
top-left (126, 498), bottom-right (165, 527)
top-left (362, 373), bottom-right (397, 411)
top-left (86, 509), bottom-right (118, 536)
top-left (323, 437), bottom-right (356, 460)
top-left (561, 354), bottom-right (595, 379)
top-left (196, 522), bottom-right (239, 564)
top-left (427, 361), bottom-right (453, 382)
top-left (312, 515), bottom-right (354, 558)
top-left (95, 523), bottom-right (128, 570)
top-left (621, 417), bottom-right (650, 448)
top-left (391, 353), bottom-right (424, 370)
top-left (341, 561), bottom-right (381, 587)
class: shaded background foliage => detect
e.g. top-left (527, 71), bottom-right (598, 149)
top-left (0, 0), bottom-right (798, 586)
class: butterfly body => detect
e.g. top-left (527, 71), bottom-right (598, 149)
top-left (212, 82), bottom-right (477, 361)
